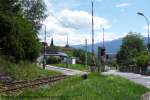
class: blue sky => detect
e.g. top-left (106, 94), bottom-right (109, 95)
top-left (40, 0), bottom-right (150, 46)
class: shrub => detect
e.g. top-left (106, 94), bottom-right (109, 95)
top-left (137, 54), bottom-right (149, 68)
top-left (46, 57), bottom-right (61, 64)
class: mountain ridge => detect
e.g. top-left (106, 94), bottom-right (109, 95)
top-left (72, 37), bottom-right (148, 54)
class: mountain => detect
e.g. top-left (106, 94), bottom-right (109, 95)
top-left (72, 37), bottom-right (148, 54)
top-left (72, 38), bottom-right (122, 54)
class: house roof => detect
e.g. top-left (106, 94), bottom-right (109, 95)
top-left (45, 52), bottom-right (68, 57)
top-left (57, 52), bottom-right (68, 57)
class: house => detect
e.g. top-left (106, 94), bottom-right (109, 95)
top-left (69, 57), bottom-right (76, 64)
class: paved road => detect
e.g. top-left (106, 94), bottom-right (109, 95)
top-left (103, 70), bottom-right (150, 88)
top-left (45, 65), bottom-right (88, 76)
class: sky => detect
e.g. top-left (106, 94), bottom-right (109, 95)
top-left (39, 0), bottom-right (150, 46)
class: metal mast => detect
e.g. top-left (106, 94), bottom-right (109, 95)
top-left (91, 1), bottom-right (96, 71)
top-left (65, 34), bottom-right (69, 47)
top-left (67, 35), bottom-right (69, 46)
top-left (85, 38), bottom-right (88, 68)
top-left (103, 28), bottom-right (105, 48)
top-left (92, 1), bottom-right (94, 57)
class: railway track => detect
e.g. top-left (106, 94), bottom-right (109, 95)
top-left (0, 75), bottom-right (68, 93)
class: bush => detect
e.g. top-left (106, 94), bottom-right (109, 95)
top-left (46, 57), bottom-right (61, 64)
top-left (0, 57), bottom-right (60, 81)
top-left (81, 74), bottom-right (88, 79)
top-left (137, 54), bottom-right (149, 68)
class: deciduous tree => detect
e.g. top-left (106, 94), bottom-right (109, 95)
top-left (117, 32), bottom-right (146, 67)
top-left (20, 0), bottom-right (47, 30)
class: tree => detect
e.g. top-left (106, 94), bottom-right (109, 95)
top-left (73, 49), bottom-right (99, 66)
top-left (0, 0), bottom-right (21, 14)
top-left (20, 0), bottom-right (47, 30)
top-left (46, 57), bottom-right (61, 64)
top-left (137, 53), bottom-right (149, 67)
top-left (0, 0), bottom-right (41, 62)
top-left (0, 13), bottom-right (41, 62)
top-left (117, 32), bottom-right (146, 67)
top-left (50, 38), bottom-right (54, 47)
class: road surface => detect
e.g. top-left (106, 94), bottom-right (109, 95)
top-left (103, 70), bottom-right (150, 88)
top-left (44, 65), bottom-right (88, 76)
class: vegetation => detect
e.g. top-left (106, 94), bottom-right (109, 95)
top-left (0, 0), bottom-right (46, 62)
top-left (47, 46), bottom-right (74, 57)
top-left (72, 49), bottom-right (100, 71)
top-left (20, 0), bottom-right (47, 30)
top-left (136, 52), bottom-right (150, 72)
top-left (46, 46), bottom-right (93, 71)
top-left (137, 53), bottom-right (150, 68)
top-left (52, 64), bottom-right (90, 71)
top-left (46, 57), bottom-right (61, 64)
top-left (20, 73), bottom-right (149, 100)
top-left (106, 59), bottom-right (117, 68)
top-left (1, 1), bottom-right (149, 99)
top-left (46, 46), bottom-right (100, 71)
top-left (0, 57), bottom-right (60, 81)
top-left (0, 0), bottom-right (61, 87)
top-left (117, 32), bottom-right (147, 71)
top-left (47, 46), bottom-right (99, 66)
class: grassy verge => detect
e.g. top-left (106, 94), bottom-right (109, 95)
top-left (51, 64), bottom-right (90, 71)
top-left (19, 73), bottom-right (149, 100)
top-left (0, 57), bottom-right (61, 81)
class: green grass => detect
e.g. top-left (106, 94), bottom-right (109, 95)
top-left (0, 57), bottom-right (61, 81)
top-left (51, 64), bottom-right (90, 71)
top-left (19, 73), bottom-right (149, 100)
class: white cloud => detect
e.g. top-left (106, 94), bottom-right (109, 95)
top-left (115, 3), bottom-right (131, 8)
top-left (95, 0), bottom-right (103, 2)
top-left (40, 8), bottom-right (112, 46)
top-left (59, 9), bottom-right (111, 30)
top-left (40, 0), bottom-right (115, 46)
top-left (140, 32), bottom-right (148, 37)
top-left (144, 25), bottom-right (150, 29)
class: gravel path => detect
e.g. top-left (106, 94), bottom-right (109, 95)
top-left (45, 65), bottom-right (88, 76)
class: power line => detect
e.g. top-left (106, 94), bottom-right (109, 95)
top-left (48, 11), bottom-right (71, 28)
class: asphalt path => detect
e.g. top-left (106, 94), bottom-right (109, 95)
top-left (103, 70), bottom-right (150, 88)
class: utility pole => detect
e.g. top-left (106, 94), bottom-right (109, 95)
top-left (91, 1), bottom-right (96, 72)
top-left (65, 34), bottom-right (69, 48)
top-left (67, 35), bottom-right (69, 46)
top-left (102, 27), bottom-right (106, 72)
top-left (65, 34), bottom-right (69, 67)
top-left (103, 28), bottom-right (105, 48)
top-left (85, 39), bottom-right (88, 68)
top-left (92, 1), bottom-right (94, 58)
top-left (43, 25), bottom-right (46, 69)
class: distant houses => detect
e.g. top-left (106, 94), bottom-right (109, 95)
top-left (40, 39), bottom-right (76, 65)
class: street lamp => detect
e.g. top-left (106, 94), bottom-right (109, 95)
top-left (137, 12), bottom-right (150, 52)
